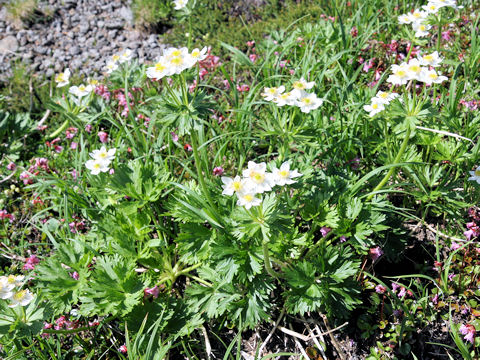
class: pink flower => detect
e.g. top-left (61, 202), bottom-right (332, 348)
top-left (98, 131), bottom-right (108, 143)
top-left (236, 84), bottom-right (250, 92)
top-left (369, 246), bottom-right (383, 261)
top-left (171, 132), bottom-right (179, 142)
top-left (109, 168), bottom-right (115, 175)
top-left (184, 143), bottom-right (192, 152)
top-left (391, 282), bottom-right (399, 293)
top-left (249, 54), bottom-right (258, 63)
top-left (459, 324), bottom-right (476, 344)
top-left (23, 255), bottom-right (40, 270)
top-left (85, 124), bottom-right (92, 133)
top-left (119, 344), bottom-right (128, 354)
top-left (69, 222), bottom-right (77, 233)
top-left (363, 58), bottom-right (375, 72)
top-left (20, 171), bottom-right (33, 185)
top-left (65, 127), bottom-right (78, 139)
top-left (213, 167), bottom-right (224, 176)
top-left (7, 162), bottom-right (16, 171)
top-left (144, 286), bottom-right (160, 299)
top-left (71, 142), bottom-right (78, 150)
top-left (71, 169), bottom-right (77, 180)
top-left (375, 285), bottom-right (386, 294)
top-left (442, 30), bottom-right (454, 42)
top-left (223, 79), bottom-right (230, 90)
top-left (246, 40), bottom-right (255, 47)
top-left (432, 294), bottom-right (439, 305)
top-left (199, 68), bottom-right (208, 80)
top-left (397, 287), bottom-right (406, 298)
top-left (350, 26), bottom-right (358, 37)
top-left (339, 236), bottom-right (347, 243)
top-left (189, 80), bottom-right (198, 93)
top-left (451, 242), bottom-right (461, 251)
top-left (71, 271), bottom-right (79, 280)
top-left (320, 227), bottom-right (331, 237)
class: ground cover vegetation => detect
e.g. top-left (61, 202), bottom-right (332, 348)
top-left (1, 0), bottom-right (480, 358)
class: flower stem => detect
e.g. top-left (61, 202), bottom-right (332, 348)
top-left (367, 127), bottom-right (412, 201)
top-left (190, 131), bottom-right (216, 210)
top-left (263, 241), bottom-right (280, 279)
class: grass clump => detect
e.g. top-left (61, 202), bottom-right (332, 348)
top-left (5, 0), bottom-right (39, 28)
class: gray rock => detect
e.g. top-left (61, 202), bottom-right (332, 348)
top-left (0, 36), bottom-right (18, 55)
top-left (69, 46), bottom-right (80, 56)
top-left (119, 6), bottom-right (133, 25)
top-left (105, 20), bottom-right (123, 30)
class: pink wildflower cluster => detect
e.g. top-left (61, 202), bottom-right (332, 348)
top-left (0, 209), bottom-right (15, 222)
top-left (114, 89), bottom-right (134, 117)
top-left (23, 255), bottom-right (40, 270)
top-left (459, 323), bottom-right (476, 344)
top-left (20, 157), bottom-right (50, 185)
top-left (391, 282), bottom-right (413, 299)
top-left (69, 216), bottom-right (86, 234)
top-left (45, 137), bottom-right (63, 153)
top-left (464, 208), bottom-right (480, 241)
top-left (459, 99), bottom-right (480, 111)
top-left (144, 285), bottom-right (159, 299)
top-left (95, 84), bottom-right (111, 101)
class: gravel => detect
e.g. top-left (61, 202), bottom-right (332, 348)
top-left (0, 0), bottom-right (167, 81)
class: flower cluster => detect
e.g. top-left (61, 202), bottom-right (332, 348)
top-left (398, 0), bottom-right (458, 38)
top-left (173, 0), bottom-right (188, 10)
top-left (55, 68), bottom-right (71, 87)
top-left (363, 91), bottom-right (399, 117)
top-left (261, 78), bottom-right (323, 113)
top-left (85, 146), bottom-right (116, 175)
top-left (459, 323), bottom-right (476, 344)
top-left (0, 275), bottom-right (34, 308)
top-left (221, 161), bottom-right (302, 209)
top-left (146, 46), bottom-right (208, 80)
top-left (105, 48), bottom-right (133, 74)
top-left (387, 51), bottom-right (448, 86)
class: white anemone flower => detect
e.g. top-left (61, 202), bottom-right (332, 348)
top-left (295, 91), bottom-right (323, 113)
top-left (69, 84), bottom-right (93, 98)
top-left (413, 22), bottom-right (431, 37)
top-left (272, 162), bottom-right (302, 186)
top-left (0, 277), bottom-right (15, 300)
top-left (422, 3), bottom-right (440, 13)
top-left (173, 0), bottom-right (188, 10)
top-left (273, 91), bottom-right (297, 107)
top-left (55, 69), bottom-right (71, 88)
top-left (418, 51), bottom-right (443, 67)
top-left (221, 176), bottom-right (253, 196)
top-left (364, 99), bottom-right (385, 117)
top-left (261, 86), bottom-right (285, 101)
top-left (146, 59), bottom-right (172, 79)
top-left (236, 193), bottom-right (262, 210)
top-left (242, 161), bottom-right (275, 194)
top-left (429, 0), bottom-right (457, 9)
top-left (90, 146), bottom-right (116, 164)
top-left (163, 47), bottom-right (192, 74)
top-left (85, 159), bottom-right (110, 175)
top-left (408, 9), bottom-right (428, 24)
top-left (8, 289), bottom-right (34, 307)
top-left (469, 166), bottom-right (480, 184)
top-left (387, 63), bottom-right (409, 86)
top-left (190, 47), bottom-right (208, 63)
top-left (105, 61), bottom-right (119, 74)
top-left (118, 48), bottom-right (133, 63)
top-left (291, 77), bottom-right (315, 97)
top-left (419, 69), bottom-right (448, 85)
top-left (398, 14), bottom-right (412, 24)
top-left (405, 59), bottom-right (424, 81)
top-left (374, 91), bottom-right (399, 105)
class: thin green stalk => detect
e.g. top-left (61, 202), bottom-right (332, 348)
top-left (263, 241), bottom-right (280, 279)
top-left (367, 127), bottom-right (412, 201)
top-left (436, 14), bottom-right (442, 51)
top-left (190, 132), bottom-right (216, 209)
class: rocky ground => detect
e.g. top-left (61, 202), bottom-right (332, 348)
top-left (0, 0), bottom-right (167, 81)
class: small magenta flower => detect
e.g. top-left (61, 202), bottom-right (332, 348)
top-left (375, 285), bottom-right (386, 294)
top-left (451, 242), bottom-right (461, 251)
top-left (398, 287), bottom-right (406, 298)
top-left (249, 54), bottom-right (258, 63)
top-left (98, 131), bottom-right (108, 143)
top-left (71, 272), bottom-right (79, 280)
top-left (320, 227), bottom-right (331, 237)
top-left (213, 167), bottom-right (224, 176)
top-left (391, 282), bottom-right (399, 293)
top-left (7, 162), bottom-right (16, 171)
top-left (144, 286), bottom-right (159, 299)
top-left (369, 246), bottom-right (383, 261)
top-left (459, 324), bottom-right (475, 344)
top-left (184, 143), bottom-right (192, 151)
top-left (119, 344), bottom-right (128, 354)
top-left (85, 124), bottom-right (92, 133)
top-left (23, 255), bottom-right (40, 270)
top-left (71, 142), bottom-right (78, 150)
top-left (170, 132), bottom-right (179, 142)
top-left (339, 236), bottom-right (347, 243)
top-left (432, 294), bottom-right (439, 305)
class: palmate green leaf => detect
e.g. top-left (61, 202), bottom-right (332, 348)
top-left (79, 255), bottom-right (145, 317)
top-left (284, 244), bottom-right (361, 318)
top-left (176, 222), bottom-right (214, 264)
top-left (35, 243), bottom-right (92, 314)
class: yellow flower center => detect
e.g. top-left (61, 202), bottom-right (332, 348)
top-left (112, 54), bottom-right (120, 61)
top-left (372, 103), bottom-right (378, 109)
top-left (89, 79), bottom-right (99, 86)
top-left (94, 163), bottom-right (101, 169)
top-left (267, 88), bottom-right (277, 94)
top-left (99, 152), bottom-right (107, 158)
top-left (244, 194), bottom-right (253, 202)
top-left (293, 81), bottom-right (305, 90)
top-left (424, 55), bottom-right (433, 61)
top-left (302, 98), bottom-right (312, 105)
top-left (250, 171), bottom-right (265, 183)
top-left (279, 170), bottom-right (289, 178)
top-left (379, 92), bottom-right (388, 99)
top-left (7, 275), bottom-right (15, 284)
top-left (13, 290), bottom-right (26, 301)
top-left (171, 50), bottom-right (182, 57)
top-left (232, 181), bottom-right (242, 191)
top-left (396, 70), bottom-right (406, 77)
top-left (409, 65), bottom-right (421, 73)
top-left (155, 62), bottom-right (166, 72)
top-left (413, 12), bottom-right (421, 18)
top-left (192, 50), bottom-right (200, 57)
top-left (79, 85), bottom-right (86, 91)
top-left (56, 73), bottom-right (65, 82)
top-left (171, 57), bottom-right (183, 66)
top-left (429, 73), bottom-right (438, 79)
top-left (475, 170), bottom-right (480, 176)
top-left (420, 25), bottom-right (426, 31)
